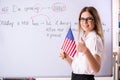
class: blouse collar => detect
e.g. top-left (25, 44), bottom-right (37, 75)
top-left (82, 30), bottom-right (96, 40)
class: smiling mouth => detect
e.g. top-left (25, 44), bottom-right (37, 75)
top-left (83, 25), bottom-right (89, 28)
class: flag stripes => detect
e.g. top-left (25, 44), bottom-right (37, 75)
top-left (61, 28), bottom-right (76, 57)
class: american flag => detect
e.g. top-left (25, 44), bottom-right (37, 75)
top-left (61, 27), bottom-right (76, 57)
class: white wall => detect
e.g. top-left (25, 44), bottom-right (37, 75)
top-left (0, 0), bottom-right (116, 80)
top-left (0, 0), bottom-right (112, 77)
top-left (36, 0), bottom-right (118, 79)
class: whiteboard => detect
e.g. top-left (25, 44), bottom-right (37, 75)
top-left (0, 0), bottom-right (112, 77)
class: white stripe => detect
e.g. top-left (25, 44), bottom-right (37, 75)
top-left (67, 40), bottom-right (75, 56)
top-left (69, 41), bottom-right (76, 57)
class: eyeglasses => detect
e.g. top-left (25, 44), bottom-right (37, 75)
top-left (79, 17), bottom-right (94, 22)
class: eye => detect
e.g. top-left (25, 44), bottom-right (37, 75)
top-left (79, 18), bottom-right (86, 20)
top-left (79, 17), bottom-right (94, 22)
top-left (87, 17), bottom-right (94, 21)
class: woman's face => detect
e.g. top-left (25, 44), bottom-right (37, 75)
top-left (80, 11), bottom-right (95, 35)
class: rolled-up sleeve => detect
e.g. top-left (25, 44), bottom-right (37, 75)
top-left (89, 36), bottom-right (104, 60)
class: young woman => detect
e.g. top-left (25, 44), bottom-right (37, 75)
top-left (60, 6), bottom-right (105, 80)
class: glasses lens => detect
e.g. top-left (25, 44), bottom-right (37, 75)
top-left (87, 17), bottom-right (94, 21)
top-left (80, 17), bottom-right (94, 22)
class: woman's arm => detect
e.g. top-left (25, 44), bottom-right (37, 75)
top-left (77, 38), bottom-right (101, 73)
top-left (84, 48), bottom-right (101, 73)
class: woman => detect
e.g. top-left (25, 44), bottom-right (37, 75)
top-left (60, 6), bottom-right (105, 80)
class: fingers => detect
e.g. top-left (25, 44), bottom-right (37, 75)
top-left (76, 42), bottom-right (81, 52)
top-left (77, 37), bottom-right (86, 53)
top-left (59, 52), bottom-right (66, 59)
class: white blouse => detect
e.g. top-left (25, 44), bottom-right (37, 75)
top-left (71, 31), bottom-right (104, 75)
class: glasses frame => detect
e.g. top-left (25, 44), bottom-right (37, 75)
top-left (79, 17), bottom-right (94, 22)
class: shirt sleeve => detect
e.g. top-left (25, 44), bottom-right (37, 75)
top-left (90, 36), bottom-right (104, 59)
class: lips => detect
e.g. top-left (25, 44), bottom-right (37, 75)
top-left (83, 25), bottom-right (89, 28)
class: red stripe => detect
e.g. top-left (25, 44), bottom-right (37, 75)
top-left (69, 41), bottom-right (76, 56)
top-left (61, 38), bottom-right (67, 51)
top-left (61, 38), bottom-right (66, 49)
top-left (70, 45), bottom-right (76, 57)
top-left (61, 38), bottom-right (76, 57)
top-left (70, 43), bottom-right (76, 57)
top-left (64, 38), bottom-right (69, 52)
top-left (67, 40), bottom-right (75, 55)
top-left (65, 39), bottom-right (72, 54)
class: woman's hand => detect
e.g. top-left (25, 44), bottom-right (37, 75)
top-left (59, 52), bottom-right (67, 59)
top-left (76, 38), bottom-right (88, 54)
top-left (59, 51), bottom-right (72, 66)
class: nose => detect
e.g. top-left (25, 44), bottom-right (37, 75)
top-left (83, 19), bottom-right (88, 24)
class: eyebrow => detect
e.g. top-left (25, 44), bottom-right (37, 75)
top-left (79, 17), bottom-right (94, 20)
top-left (80, 16), bottom-right (93, 18)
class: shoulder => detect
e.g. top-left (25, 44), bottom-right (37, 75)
top-left (87, 31), bottom-right (102, 44)
top-left (86, 31), bottom-right (104, 54)
top-left (91, 32), bottom-right (103, 49)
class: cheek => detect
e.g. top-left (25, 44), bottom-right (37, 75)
top-left (80, 22), bottom-right (82, 25)
top-left (80, 22), bottom-right (85, 27)
top-left (90, 23), bottom-right (95, 29)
